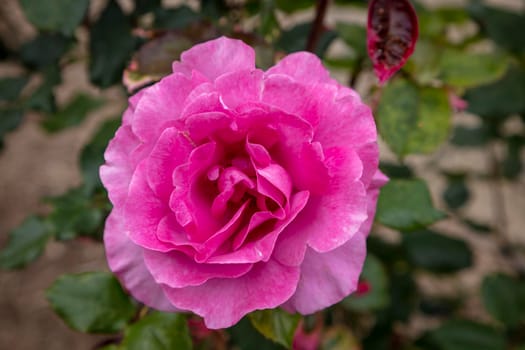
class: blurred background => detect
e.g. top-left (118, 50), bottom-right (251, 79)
top-left (0, 0), bottom-right (524, 349)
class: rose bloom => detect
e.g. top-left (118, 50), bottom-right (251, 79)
top-left (100, 37), bottom-right (387, 329)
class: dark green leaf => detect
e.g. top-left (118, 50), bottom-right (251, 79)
top-left (423, 319), bottom-right (505, 350)
top-left (462, 218), bottom-right (492, 235)
top-left (402, 230), bottom-right (472, 273)
top-left (134, 0), bottom-right (161, 16)
top-left (42, 94), bottom-right (103, 132)
top-left (335, 23), bottom-right (367, 58)
top-left (438, 49), bottom-right (509, 88)
top-left (379, 162), bottom-right (414, 179)
top-left (275, 0), bottom-right (315, 13)
top-left (20, 33), bottom-right (70, 69)
top-left (0, 76), bottom-right (29, 102)
top-left (121, 312), bottom-right (192, 350)
top-left (26, 65), bottom-right (61, 114)
top-left (20, 0), bottom-right (89, 36)
top-left (47, 187), bottom-right (104, 240)
top-left (376, 179), bottom-right (446, 231)
top-left (468, 3), bottom-right (525, 53)
top-left (249, 309), bottom-right (301, 348)
top-left (154, 6), bottom-right (201, 29)
top-left (450, 125), bottom-right (490, 147)
top-left (502, 135), bottom-right (524, 180)
top-left (465, 66), bottom-right (525, 119)
top-left (277, 22), bottom-right (337, 58)
top-left (90, 0), bottom-right (137, 88)
top-left (0, 108), bottom-right (24, 144)
top-left (200, 0), bottom-right (228, 20)
top-left (0, 216), bottom-right (52, 269)
top-left (442, 174), bottom-right (469, 210)
top-left (343, 254), bottom-right (389, 311)
top-left (377, 78), bottom-right (451, 158)
top-left (46, 272), bottom-right (136, 333)
top-left (420, 296), bottom-right (461, 317)
top-left (229, 317), bottom-right (285, 350)
top-left (481, 274), bottom-right (525, 328)
top-left (81, 118), bottom-right (120, 193)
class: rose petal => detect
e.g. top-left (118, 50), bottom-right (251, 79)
top-left (206, 191), bottom-right (310, 264)
top-left (266, 52), bottom-right (332, 85)
top-left (274, 150), bottom-right (368, 266)
top-left (100, 125), bottom-right (140, 207)
top-left (162, 259), bottom-right (300, 329)
top-left (143, 249), bottom-right (253, 288)
top-left (146, 128), bottom-right (193, 199)
top-left (282, 231), bottom-right (366, 314)
top-left (125, 161), bottom-right (173, 252)
top-left (104, 210), bottom-right (176, 311)
top-left (132, 73), bottom-right (205, 142)
top-left (178, 36), bottom-right (255, 81)
top-left (215, 69), bottom-right (264, 109)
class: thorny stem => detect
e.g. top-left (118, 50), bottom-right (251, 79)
top-left (306, 0), bottom-right (330, 53)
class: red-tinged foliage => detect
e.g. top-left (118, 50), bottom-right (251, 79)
top-left (367, 0), bottom-right (419, 84)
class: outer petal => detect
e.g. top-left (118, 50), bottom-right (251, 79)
top-left (283, 231), bottom-right (366, 314)
top-left (215, 69), bottom-right (264, 109)
top-left (131, 72), bottom-right (206, 142)
top-left (100, 125), bottom-right (140, 207)
top-left (273, 149), bottom-right (368, 266)
top-left (143, 249), bottom-right (252, 288)
top-left (177, 37), bottom-right (255, 81)
top-left (162, 259), bottom-right (300, 329)
top-left (266, 52), bottom-right (332, 85)
top-left (125, 161), bottom-right (173, 252)
top-left (104, 210), bottom-right (176, 311)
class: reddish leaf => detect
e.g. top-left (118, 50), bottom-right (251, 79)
top-left (367, 0), bottom-right (419, 84)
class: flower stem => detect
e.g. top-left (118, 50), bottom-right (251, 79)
top-left (306, 0), bottom-right (330, 53)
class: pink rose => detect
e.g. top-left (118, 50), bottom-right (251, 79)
top-left (100, 37), bottom-right (387, 329)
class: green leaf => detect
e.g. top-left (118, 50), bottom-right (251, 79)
top-left (154, 6), bottom-right (201, 30)
top-left (450, 125), bottom-right (490, 147)
top-left (402, 230), bottom-right (472, 273)
top-left (47, 187), bottom-right (104, 240)
top-left (379, 162), bottom-right (414, 179)
top-left (20, 33), bottom-right (70, 69)
top-left (26, 65), bottom-right (61, 113)
top-left (277, 22), bottom-right (337, 58)
top-left (80, 118), bottom-right (120, 193)
top-left (335, 23), bottom-right (367, 58)
top-left (0, 216), bottom-right (52, 269)
top-left (468, 3), bottom-right (525, 53)
top-left (321, 326), bottom-right (360, 350)
top-left (481, 274), bottom-right (525, 328)
top-left (20, 0), bottom-right (89, 36)
top-left (438, 49), bottom-right (509, 88)
top-left (121, 312), bottom-right (192, 350)
top-left (134, 0), bottom-right (161, 16)
top-left (46, 272), bottom-right (136, 333)
top-left (90, 0), bottom-right (137, 88)
top-left (343, 254), bottom-right (389, 311)
top-left (376, 78), bottom-right (451, 158)
top-left (42, 94), bottom-right (103, 132)
top-left (442, 174), bottom-right (469, 210)
top-left (502, 135), bottom-right (524, 180)
top-left (376, 179), bottom-right (445, 231)
top-left (275, 0), bottom-right (315, 13)
top-left (465, 66), bottom-right (525, 119)
top-left (404, 39), bottom-right (442, 85)
top-left (229, 317), bottom-right (285, 350)
top-left (0, 108), bottom-right (25, 145)
top-left (423, 319), bottom-right (505, 350)
top-left (0, 76), bottom-right (29, 102)
top-left (249, 309), bottom-right (301, 348)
